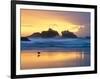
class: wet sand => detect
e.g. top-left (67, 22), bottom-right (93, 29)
top-left (21, 50), bottom-right (90, 69)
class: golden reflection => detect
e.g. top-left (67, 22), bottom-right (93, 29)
top-left (21, 51), bottom-right (86, 69)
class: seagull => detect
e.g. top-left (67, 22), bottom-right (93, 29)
top-left (37, 52), bottom-right (40, 54)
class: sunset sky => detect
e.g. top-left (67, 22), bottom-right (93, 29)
top-left (21, 9), bottom-right (90, 37)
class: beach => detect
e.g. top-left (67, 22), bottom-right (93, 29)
top-left (21, 50), bottom-right (90, 69)
top-left (20, 38), bottom-right (90, 69)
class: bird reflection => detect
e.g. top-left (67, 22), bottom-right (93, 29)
top-left (37, 52), bottom-right (40, 57)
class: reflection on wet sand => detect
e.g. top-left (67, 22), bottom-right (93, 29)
top-left (21, 50), bottom-right (90, 69)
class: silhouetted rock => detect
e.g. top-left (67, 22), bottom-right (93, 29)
top-left (61, 30), bottom-right (77, 38)
top-left (85, 36), bottom-right (90, 39)
top-left (29, 32), bottom-right (41, 37)
top-left (21, 37), bottom-right (30, 41)
top-left (41, 28), bottom-right (59, 38)
top-left (28, 28), bottom-right (78, 38)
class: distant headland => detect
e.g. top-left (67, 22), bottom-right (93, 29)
top-left (21, 37), bottom-right (30, 41)
top-left (21, 28), bottom-right (78, 41)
